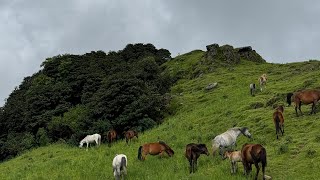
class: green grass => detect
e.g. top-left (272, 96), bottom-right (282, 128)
top-left (1, 51), bottom-right (320, 179)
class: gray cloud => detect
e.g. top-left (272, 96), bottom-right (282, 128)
top-left (1, 0), bottom-right (320, 106)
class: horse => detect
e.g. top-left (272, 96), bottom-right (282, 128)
top-left (258, 74), bottom-right (267, 91)
top-left (124, 130), bottom-right (138, 145)
top-left (79, 133), bottom-right (101, 151)
top-left (241, 143), bottom-right (267, 180)
top-left (107, 129), bottom-right (117, 147)
top-left (223, 150), bottom-right (242, 174)
top-left (250, 83), bottom-right (256, 96)
top-left (273, 105), bottom-right (285, 139)
top-left (185, 143), bottom-right (209, 173)
top-left (212, 127), bottom-right (252, 157)
top-left (112, 154), bottom-right (127, 180)
top-left (287, 89), bottom-right (320, 116)
top-left (137, 141), bottom-right (174, 161)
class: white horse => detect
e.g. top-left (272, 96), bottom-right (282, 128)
top-left (212, 127), bottom-right (252, 157)
top-left (112, 154), bottom-right (127, 180)
top-left (258, 74), bottom-right (267, 91)
top-left (79, 133), bottom-right (101, 151)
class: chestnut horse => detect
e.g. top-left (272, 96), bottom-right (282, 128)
top-left (107, 130), bottom-right (117, 147)
top-left (124, 130), bottom-right (138, 145)
top-left (287, 89), bottom-right (320, 116)
top-left (273, 106), bottom-right (285, 139)
top-left (185, 143), bottom-right (209, 173)
top-left (241, 143), bottom-right (267, 180)
top-left (137, 141), bottom-right (174, 161)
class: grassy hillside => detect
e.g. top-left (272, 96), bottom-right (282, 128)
top-left (1, 51), bottom-right (320, 180)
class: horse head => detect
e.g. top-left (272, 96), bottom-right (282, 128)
top-left (198, 144), bottom-right (210, 156)
top-left (240, 127), bottom-right (252, 139)
top-left (79, 140), bottom-right (84, 148)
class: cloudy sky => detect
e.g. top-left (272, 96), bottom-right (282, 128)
top-left (1, 0), bottom-right (320, 106)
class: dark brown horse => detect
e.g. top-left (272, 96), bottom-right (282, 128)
top-left (241, 143), bottom-right (267, 180)
top-left (273, 105), bottom-right (285, 139)
top-left (185, 143), bottom-right (209, 173)
top-left (137, 141), bottom-right (174, 161)
top-left (107, 129), bottom-right (117, 147)
top-left (124, 130), bottom-right (138, 145)
top-left (287, 89), bottom-right (320, 116)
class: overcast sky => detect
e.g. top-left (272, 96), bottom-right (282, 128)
top-left (1, 0), bottom-right (320, 106)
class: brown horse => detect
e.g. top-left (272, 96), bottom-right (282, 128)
top-left (185, 143), bottom-right (209, 173)
top-left (273, 105), bottom-right (285, 139)
top-left (288, 89), bottom-right (320, 116)
top-left (137, 141), bottom-right (174, 161)
top-left (124, 130), bottom-right (138, 145)
top-left (241, 143), bottom-right (267, 180)
top-left (107, 129), bottom-right (117, 147)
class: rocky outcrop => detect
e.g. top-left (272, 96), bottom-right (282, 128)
top-left (235, 46), bottom-right (266, 63)
top-left (205, 44), bottom-right (266, 65)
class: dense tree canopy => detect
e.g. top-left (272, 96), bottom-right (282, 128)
top-left (0, 43), bottom-right (172, 161)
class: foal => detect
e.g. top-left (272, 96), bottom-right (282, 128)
top-left (273, 105), bottom-right (285, 139)
top-left (185, 143), bottom-right (209, 173)
top-left (223, 150), bottom-right (242, 174)
top-left (107, 129), bottom-right (117, 147)
top-left (241, 143), bottom-right (267, 180)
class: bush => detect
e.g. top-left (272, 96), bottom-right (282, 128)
top-left (36, 128), bottom-right (50, 146)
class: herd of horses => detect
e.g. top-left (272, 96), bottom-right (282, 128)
top-left (78, 73), bottom-right (320, 180)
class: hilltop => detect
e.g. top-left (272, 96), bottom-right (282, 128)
top-left (1, 45), bottom-right (320, 179)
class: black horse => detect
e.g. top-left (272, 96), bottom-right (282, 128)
top-left (185, 143), bottom-right (209, 173)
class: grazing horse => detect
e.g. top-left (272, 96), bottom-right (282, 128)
top-left (112, 154), bottom-right (127, 180)
top-left (124, 130), bottom-right (138, 145)
top-left (79, 133), bottom-right (101, 151)
top-left (250, 83), bottom-right (256, 96)
top-left (223, 150), bottom-right (242, 174)
top-left (258, 74), bottom-right (267, 91)
top-left (107, 130), bottom-right (117, 147)
top-left (137, 141), bottom-right (174, 161)
top-left (287, 89), bottom-right (320, 116)
top-left (273, 105), bottom-right (285, 139)
top-left (212, 127), bottom-right (252, 157)
top-left (185, 143), bottom-right (209, 173)
top-left (241, 143), bottom-right (267, 180)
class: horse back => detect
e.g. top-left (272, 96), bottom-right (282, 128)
top-left (273, 111), bottom-right (284, 124)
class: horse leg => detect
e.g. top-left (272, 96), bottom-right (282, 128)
top-left (254, 162), bottom-right (260, 180)
top-left (188, 159), bottom-right (193, 173)
top-left (86, 143), bottom-right (89, 151)
top-left (299, 102), bottom-right (303, 115)
top-left (295, 104), bottom-right (298, 117)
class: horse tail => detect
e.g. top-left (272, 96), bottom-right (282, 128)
top-left (274, 114), bottom-right (280, 138)
top-left (261, 147), bottom-right (267, 167)
top-left (121, 156), bottom-right (127, 168)
top-left (138, 146), bottom-right (143, 160)
top-left (98, 135), bottom-right (101, 146)
top-left (287, 93), bottom-right (294, 106)
top-left (212, 141), bottom-right (220, 156)
top-left (159, 141), bottom-right (174, 156)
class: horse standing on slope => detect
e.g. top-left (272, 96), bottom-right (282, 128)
top-left (287, 89), bottom-right (320, 116)
top-left (258, 74), bottom-right (267, 91)
top-left (79, 133), bottom-right (101, 151)
top-left (137, 141), bottom-right (174, 161)
top-left (212, 127), bottom-right (252, 157)
top-left (112, 154), bottom-right (127, 180)
top-left (241, 143), bottom-right (267, 180)
top-left (124, 130), bottom-right (138, 145)
top-left (273, 105), bottom-right (285, 139)
top-left (185, 143), bottom-right (209, 173)
top-left (223, 150), bottom-right (242, 174)
top-left (107, 129), bottom-right (117, 147)
top-left (250, 83), bottom-right (256, 96)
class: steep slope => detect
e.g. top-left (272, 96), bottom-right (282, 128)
top-left (1, 51), bottom-right (320, 179)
